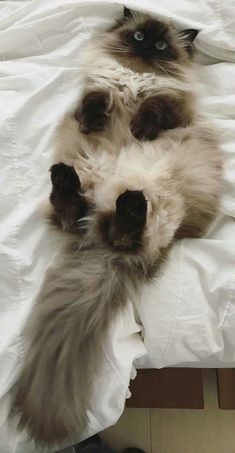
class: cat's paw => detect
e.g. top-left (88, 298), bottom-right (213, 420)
top-left (75, 91), bottom-right (111, 134)
top-left (130, 108), bottom-right (161, 141)
top-left (106, 190), bottom-right (147, 251)
top-left (50, 163), bottom-right (80, 191)
top-left (50, 163), bottom-right (88, 232)
top-left (116, 190), bottom-right (147, 229)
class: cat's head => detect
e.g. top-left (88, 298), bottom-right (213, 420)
top-left (104, 7), bottom-right (199, 75)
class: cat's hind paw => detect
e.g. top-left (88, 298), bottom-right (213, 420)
top-left (50, 163), bottom-right (81, 192)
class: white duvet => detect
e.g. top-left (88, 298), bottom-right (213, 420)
top-left (0, 0), bottom-right (235, 451)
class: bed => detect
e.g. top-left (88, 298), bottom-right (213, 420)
top-left (0, 0), bottom-right (234, 451)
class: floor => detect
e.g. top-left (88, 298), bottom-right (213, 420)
top-left (101, 370), bottom-right (235, 453)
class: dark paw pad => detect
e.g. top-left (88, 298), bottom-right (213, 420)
top-left (50, 163), bottom-right (80, 191)
top-left (131, 105), bottom-right (162, 141)
top-left (116, 190), bottom-right (147, 229)
top-left (75, 91), bottom-right (110, 134)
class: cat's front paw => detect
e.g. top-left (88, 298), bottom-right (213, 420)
top-left (75, 91), bottom-right (111, 134)
top-left (130, 107), bottom-right (161, 141)
top-left (50, 163), bottom-right (81, 192)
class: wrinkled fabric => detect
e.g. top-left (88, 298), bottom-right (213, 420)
top-left (0, 0), bottom-right (234, 451)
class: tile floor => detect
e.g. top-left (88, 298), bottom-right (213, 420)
top-left (101, 370), bottom-right (235, 453)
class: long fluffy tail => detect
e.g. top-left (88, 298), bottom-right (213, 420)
top-left (9, 236), bottom-right (146, 446)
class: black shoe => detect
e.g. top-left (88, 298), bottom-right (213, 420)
top-left (123, 449), bottom-right (145, 453)
top-left (75, 435), bottom-right (115, 452)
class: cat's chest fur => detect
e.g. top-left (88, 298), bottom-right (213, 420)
top-left (84, 44), bottom-right (188, 106)
top-left (90, 65), bottom-right (158, 100)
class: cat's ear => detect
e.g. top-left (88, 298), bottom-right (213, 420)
top-left (179, 29), bottom-right (200, 55)
top-left (109, 6), bottom-right (135, 31)
top-left (180, 29), bottom-right (199, 43)
top-left (123, 6), bottom-right (135, 20)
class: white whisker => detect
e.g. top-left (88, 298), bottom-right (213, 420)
top-left (156, 60), bottom-right (182, 77)
top-left (105, 44), bottom-right (130, 54)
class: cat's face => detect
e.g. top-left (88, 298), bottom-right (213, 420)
top-left (104, 8), bottom-right (199, 74)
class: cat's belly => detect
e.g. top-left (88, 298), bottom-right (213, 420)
top-left (54, 56), bottom-right (194, 198)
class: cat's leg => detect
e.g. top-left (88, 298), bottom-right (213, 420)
top-left (100, 190), bottom-right (147, 251)
top-left (50, 163), bottom-right (88, 232)
top-left (75, 90), bottom-right (113, 134)
top-left (130, 93), bottom-right (193, 141)
top-left (175, 205), bottom-right (218, 240)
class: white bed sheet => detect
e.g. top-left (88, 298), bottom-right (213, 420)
top-left (0, 0), bottom-right (234, 451)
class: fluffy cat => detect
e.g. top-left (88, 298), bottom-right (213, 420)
top-left (9, 8), bottom-right (222, 447)
top-left (51, 7), bottom-right (200, 232)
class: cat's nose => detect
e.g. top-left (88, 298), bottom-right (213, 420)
top-left (142, 45), bottom-right (155, 57)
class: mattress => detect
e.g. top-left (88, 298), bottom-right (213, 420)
top-left (0, 0), bottom-right (234, 451)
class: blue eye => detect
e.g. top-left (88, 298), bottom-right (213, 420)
top-left (134, 31), bottom-right (144, 41)
top-left (155, 40), bottom-right (167, 50)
